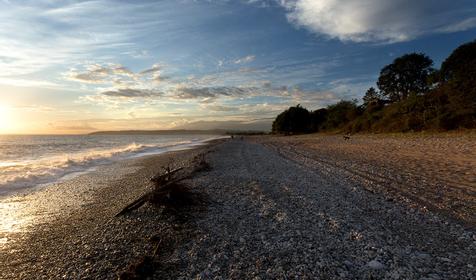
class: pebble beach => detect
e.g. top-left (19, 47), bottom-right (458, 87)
top-left (0, 135), bottom-right (475, 279)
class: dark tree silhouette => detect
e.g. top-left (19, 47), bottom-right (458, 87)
top-left (436, 39), bottom-right (476, 128)
top-left (309, 108), bottom-right (328, 132)
top-left (377, 53), bottom-right (434, 102)
top-left (272, 104), bottom-right (311, 134)
top-left (439, 40), bottom-right (476, 96)
top-left (323, 100), bottom-right (359, 129)
top-left (362, 87), bottom-right (381, 106)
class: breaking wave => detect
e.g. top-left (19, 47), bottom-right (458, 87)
top-left (0, 137), bottom-right (221, 194)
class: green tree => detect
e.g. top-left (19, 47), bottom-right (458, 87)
top-left (377, 53), bottom-right (434, 102)
top-left (362, 87), bottom-right (381, 106)
top-left (323, 100), bottom-right (360, 130)
top-left (272, 104), bottom-right (311, 134)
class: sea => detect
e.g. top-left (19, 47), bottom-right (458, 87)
top-left (0, 134), bottom-right (225, 195)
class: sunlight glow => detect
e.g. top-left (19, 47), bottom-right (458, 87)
top-left (0, 104), bottom-right (13, 133)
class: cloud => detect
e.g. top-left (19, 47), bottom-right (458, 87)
top-left (281, 0), bottom-right (476, 43)
top-left (123, 50), bottom-right (150, 58)
top-left (174, 86), bottom-right (253, 99)
top-left (0, 1), bottom-right (140, 78)
top-left (67, 63), bottom-right (136, 84)
top-left (112, 66), bottom-right (135, 77)
top-left (234, 55), bottom-right (256, 64)
top-left (68, 72), bottom-right (107, 84)
top-left (138, 63), bottom-right (170, 84)
top-left (101, 88), bottom-right (163, 98)
top-left (438, 17), bottom-right (476, 33)
top-left (128, 111), bottom-right (137, 118)
top-left (140, 64), bottom-right (162, 75)
top-left (200, 104), bottom-right (239, 112)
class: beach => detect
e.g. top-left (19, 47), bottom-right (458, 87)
top-left (1, 135), bottom-right (475, 279)
top-left (0, 141), bottom-right (220, 279)
top-left (256, 133), bottom-right (476, 226)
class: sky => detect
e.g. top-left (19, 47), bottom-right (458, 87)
top-left (0, 0), bottom-right (475, 134)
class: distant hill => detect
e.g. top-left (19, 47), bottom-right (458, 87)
top-left (174, 119), bottom-right (273, 131)
top-left (89, 119), bottom-right (272, 136)
top-left (88, 129), bottom-right (228, 136)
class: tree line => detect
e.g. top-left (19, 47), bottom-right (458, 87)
top-left (272, 39), bottom-right (476, 134)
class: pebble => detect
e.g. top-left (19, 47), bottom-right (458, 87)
top-left (367, 260), bottom-right (385, 270)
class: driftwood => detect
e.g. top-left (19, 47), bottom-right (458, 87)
top-left (192, 153), bottom-right (211, 173)
top-left (116, 152), bottom-right (211, 217)
top-left (115, 194), bottom-right (150, 217)
top-left (115, 176), bottom-right (184, 217)
top-left (116, 153), bottom-right (213, 279)
top-left (150, 167), bottom-right (183, 184)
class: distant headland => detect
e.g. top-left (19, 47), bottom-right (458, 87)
top-left (88, 129), bottom-right (266, 136)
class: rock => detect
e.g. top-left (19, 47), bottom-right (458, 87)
top-left (367, 260), bottom-right (385, 270)
top-left (419, 273), bottom-right (442, 280)
top-left (416, 252), bottom-right (431, 260)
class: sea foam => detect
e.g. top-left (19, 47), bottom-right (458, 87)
top-left (0, 135), bottom-right (222, 194)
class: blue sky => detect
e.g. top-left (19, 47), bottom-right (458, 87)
top-left (0, 0), bottom-right (475, 133)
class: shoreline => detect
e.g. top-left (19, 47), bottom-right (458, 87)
top-left (0, 139), bottom-right (224, 279)
top-left (0, 136), bottom-right (228, 198)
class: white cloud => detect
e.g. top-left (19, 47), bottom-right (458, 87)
top-left (281, 0), bottom-right (476, 43)
top-left (234, 55), bottom-right (256, 64)
top-left (438, 17), bottom-right (476, 33)
top-left (0, 1), bottom-right (179, 80)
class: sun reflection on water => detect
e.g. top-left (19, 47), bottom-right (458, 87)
top-left (0, 197), bottom-right (38, 249)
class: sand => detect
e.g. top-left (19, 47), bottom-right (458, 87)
top-left (256, 133), bottom-right (476, 226)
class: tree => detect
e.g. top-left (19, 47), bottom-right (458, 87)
top-left (438, 40), bottom-right (476, 108)
top-left (377, 53), bottom-right (434, 102)
top-left (436, 40), bottom-right (476, 128)
top-left (362, 87), bottom-right (381, 106)
top-left (310, 108), bottom-right (328, 132)
top-left (323, 100), bottom-right (360, 129)
top-left (272, 104), bottom-right (311, 134)
top-left (438, 40), bottom-right (476, 88)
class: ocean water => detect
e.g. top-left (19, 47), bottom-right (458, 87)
top-left (0, 134), bottom-right (224, 195)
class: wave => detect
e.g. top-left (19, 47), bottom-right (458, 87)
top-left (0, 138), bottom-right (213, 194)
